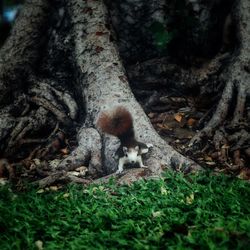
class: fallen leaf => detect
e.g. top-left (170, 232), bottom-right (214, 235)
top-left (156, 123), bottom-right (172, 130)
top-left (174, 113), bottom-right (183, 123)
top-left (60, 148), bottom-right (69, 155)
top-left (68, 171), bottom-right (80, 177)
top-left (99, 186), bottom-right (106, 191)
top-left (205, 156), bottom-right (213, 161)
top-left (33, 158), bottom-right (41, 165)
top-left (49, 159), bottom-right (62, 169)
top-left (49, 186), bottom-right (58, 191)
top-left (187, 118), bottom-right (197, 127)
top-left (186, 193), bottom-right (194, 204)
top-left (237, 168), bottom-right (250, 180)
top-left (161, 186), bottom-right (169, 195)
top-left (76, 166), bottom-right (88, 176)
top-left (205, 161), bottom-right (216, 166)
top-left (197, 157), bottom-right (204, 161)
top-left (0, 178), bottom-right (8, 186)
top-left (152, 211), bottom-right (162, 218)
top-left (63, 193), bottom-right (70, 198)
top-left (148, 112), bottom-right (156, 118)
top-left (35, 240), bottom-right (43, 250)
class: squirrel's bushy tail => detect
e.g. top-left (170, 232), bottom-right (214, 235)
top-left (97, 106), bottom-right (134, 138)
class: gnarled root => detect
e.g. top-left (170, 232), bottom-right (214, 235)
top-left (189, 0), bottom-right (250, 169)
top-left (1, 76), bottom-right (78, 158)
top-left (57, 127), bottom-right (103, 178)
top-left (189, 71), bottom-right (249, 170)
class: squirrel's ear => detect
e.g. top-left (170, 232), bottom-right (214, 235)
top-left (123, 147), bottom-right (128, 153)
top-left (135, 146), bottom-right (139, 152)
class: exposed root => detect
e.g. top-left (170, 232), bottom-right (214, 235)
top-left (29, 79), bottom-right (78, 120)
top-left (0, 159), bottom-right (15, 179)
top-left (33, 171), bottom-right (65, 188)
top-left (30, 96), bottom-right (69, 125)
top-left (144, 91), bottom-right (159, 112)
top-left (233, 150), bottom-right (244, 169)
top-left (34, 170), bottom-right (92, 188)
top-left (57, 128), bottom-right (103, 177)
top-left (93, 168), bottom-right (151, 185)
top-left (21, 102), bottom-right (30, 116)
top-left (228, 129), bottom-right (250, 151)
top-left (19, 122), bottom-right (59, 147)
top-left (6, 107), bottom-right (49, 155)
top-left (19, 138), bottom-right (48, 145)
top-left (232, 81), bottom-right (247, 125)
top-left (50, 87), bottom-right (78, 120)
top-left (189, 80), bottom-right (234, 146)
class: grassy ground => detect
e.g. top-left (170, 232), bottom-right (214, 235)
top-left (0, 171), bottom-right (250, 250)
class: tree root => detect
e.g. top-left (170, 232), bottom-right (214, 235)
top-left (189, 80), bottom-right (234, 147)
top-left (30, 96), bottom-right (69, 124)
top-left (57, 127), bottom-right (103, 178)
top-left (188, 0), bottom-right (250, 169)
top-left (1, 73), bottom-right (78, 158)
top-left (33, 170), bottom-right (92, 188)
top-left (189, 78), bottom-right (249, 167)
top-left (29, 78), bottom-right (78, 121)
top-left (0, 159), bottom-right (15, 179)
top-left (232, 82), bottom-right (247, 125)
top-left (6, 107), bottom-right (49, 155)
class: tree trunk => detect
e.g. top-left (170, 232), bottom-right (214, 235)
top-left (56, 0), bottom-right (200, 184)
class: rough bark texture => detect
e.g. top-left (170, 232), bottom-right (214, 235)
top-left (0, 0), bottom-right (50, 104)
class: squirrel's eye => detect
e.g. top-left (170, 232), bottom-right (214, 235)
top-left (125, 153), bottom-right (128, 157)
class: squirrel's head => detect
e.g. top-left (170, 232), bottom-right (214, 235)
top-left (123, 146), bottom-right (139, 164)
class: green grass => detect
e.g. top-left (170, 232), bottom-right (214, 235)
top-left (0, 172), bottom-right (250, 250)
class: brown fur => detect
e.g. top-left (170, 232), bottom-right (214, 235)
top-left (97, 107), bottom-right (133, 137)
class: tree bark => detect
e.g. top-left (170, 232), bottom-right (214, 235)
top-left (56, 0), bottom-right (201, 184)
top-left (0, 0), bottom-right (50, 104)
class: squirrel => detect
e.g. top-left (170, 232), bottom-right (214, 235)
top-left (97, 106), bottom-right (153, 173)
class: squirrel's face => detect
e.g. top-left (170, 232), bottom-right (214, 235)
top-left (123, 146), bottom-right (139, 164)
